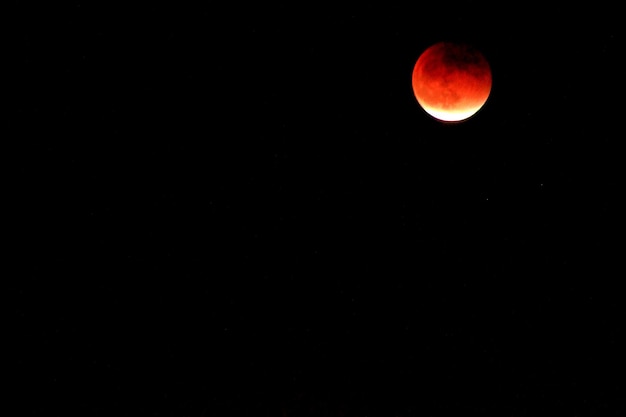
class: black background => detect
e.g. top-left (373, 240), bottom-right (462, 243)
top-left (8, 3), bottom-right (624, 416)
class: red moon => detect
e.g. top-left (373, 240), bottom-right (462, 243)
top-left (412, 42), bottom-right (492, 122)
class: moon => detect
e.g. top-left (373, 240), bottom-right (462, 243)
top-left (412, 42), bottom-right (492, 122)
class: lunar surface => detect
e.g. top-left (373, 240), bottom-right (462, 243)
top-left (412, 42), bottom-right (492, 122)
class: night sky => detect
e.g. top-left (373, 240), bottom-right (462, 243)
top-left (9, 3), bottom-right (624, 417)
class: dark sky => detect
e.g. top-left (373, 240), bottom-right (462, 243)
top-left (9, 3), bottom-right (624, 417)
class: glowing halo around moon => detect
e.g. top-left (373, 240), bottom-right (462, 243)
top-left (412, 42), bottom-right (492, 122)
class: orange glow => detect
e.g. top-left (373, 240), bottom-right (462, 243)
top-left (412, 42), bottom-right (492, 122)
